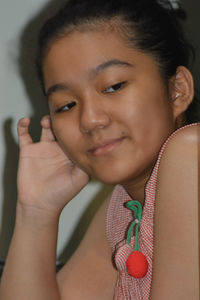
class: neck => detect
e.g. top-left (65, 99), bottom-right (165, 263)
top-left (121, 167), bottom-right (153, 207)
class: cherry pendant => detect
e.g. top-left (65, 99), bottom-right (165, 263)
top-left (126, 250), bottom-right (148, 278)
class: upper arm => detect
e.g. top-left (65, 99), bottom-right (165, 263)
top-left (150, 124), bottom-right (200, 300)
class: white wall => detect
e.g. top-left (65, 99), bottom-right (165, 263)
top-left (0, 0), bottom-right (199, 262)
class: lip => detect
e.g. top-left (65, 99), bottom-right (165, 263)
top-left (88, 137), bottom-right (125, 156)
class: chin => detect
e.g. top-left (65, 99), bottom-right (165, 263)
top-left (91, 167), bottom-right (140, 186)
top-left (90, 157), bottom-right (155, 187)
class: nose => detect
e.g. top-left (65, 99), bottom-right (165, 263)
top-left (79, 95), bottom-right (111, 134)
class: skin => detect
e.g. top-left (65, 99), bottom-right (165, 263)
top-left (150, 125), bottom-right (199, 299)
top-left (43, 30), bottom-right (179, 206)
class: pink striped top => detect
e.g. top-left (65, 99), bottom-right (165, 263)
top-left (106, 123), bottom-right (198, 300)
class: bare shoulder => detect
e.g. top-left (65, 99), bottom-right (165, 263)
top-left (150, 124), bottom-right (199, 299)
top-left (156, 123), bottom-right (199, 209)
top-left (158, 124), bottom-right (199, 180)
top-left (160, 123), bottom-right (199, 159)
top-left (175, 124), bottom-right (200, 147)
top-left (155, 123), bottom-right (199, 216)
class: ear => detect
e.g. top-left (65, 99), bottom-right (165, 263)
top-left (169, 66), bottom-right (194, 121)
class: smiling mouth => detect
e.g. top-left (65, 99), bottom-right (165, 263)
top-left (88, 137), bottom-right (125, 157)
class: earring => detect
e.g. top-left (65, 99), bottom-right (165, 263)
top-left (174, 93), bottom-right (180, 100)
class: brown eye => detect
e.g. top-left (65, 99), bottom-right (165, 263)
top-left (104, 81), bottom-right (126, 93)
top-left (55, 101), bottom-right (76, 113)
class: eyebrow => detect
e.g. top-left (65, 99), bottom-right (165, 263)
top-left (90, 59), bottom-right (133, 77)
top-left (46, 59), bottom-right (133, 99)
top-left (46, 83), bottom-right (69, 99)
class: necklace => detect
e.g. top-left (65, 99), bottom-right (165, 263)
top-left (115, 200), bottom-right (149, 278)
top-left (125, 200), bottom-right (148, 278)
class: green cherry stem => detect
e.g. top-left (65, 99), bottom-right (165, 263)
top-left (125, 200), bottom-right (143, 250)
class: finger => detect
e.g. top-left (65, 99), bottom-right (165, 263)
top-left (40, 115), bottom-right (56, 142)
top-left (17, 117), bottom-right (33, 147)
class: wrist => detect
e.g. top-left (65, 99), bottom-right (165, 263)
top-left (15, 202), bottom-right (60, 229)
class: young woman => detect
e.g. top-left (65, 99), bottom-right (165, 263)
top-left (0, 0), bottom-right (199, 299)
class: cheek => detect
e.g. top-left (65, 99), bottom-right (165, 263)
top-left (121, 92), bottom-right (174, 145)
top-left (51, 117), bottom-right (79, 155)
top-left (128, 89), bottom-right (172, 123)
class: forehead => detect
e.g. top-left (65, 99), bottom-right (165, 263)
top-left (43, 30), bottom-right (134, 66)
top-left (42, 30), bottom-right (159, 89)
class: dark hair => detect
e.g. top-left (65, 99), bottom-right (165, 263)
top-left (36, 0), bottom-right (199, 124)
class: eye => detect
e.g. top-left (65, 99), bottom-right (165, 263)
top-left (103, 81), bottom-right (127, 94)
top-left (55, 101), bottom-right (76, 113)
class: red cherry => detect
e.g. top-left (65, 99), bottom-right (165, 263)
top-left (126, 251), bottom-right (148, 278)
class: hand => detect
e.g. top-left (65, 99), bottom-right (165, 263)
top-left (17, 116), bottom-right (90, 215)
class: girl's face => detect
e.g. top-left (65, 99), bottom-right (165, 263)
top-left (43, 30), bottom-right (176, 186)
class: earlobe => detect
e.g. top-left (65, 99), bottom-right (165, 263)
top-left (170, 66), bottom-right (194, 120)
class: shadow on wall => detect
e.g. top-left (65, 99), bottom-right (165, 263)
top-left (0, 0), bottom-right (59, 259)
top-left (0, 0), bottom-right (200, 261)
top-left (0, 119), bottom-right (19, 257)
